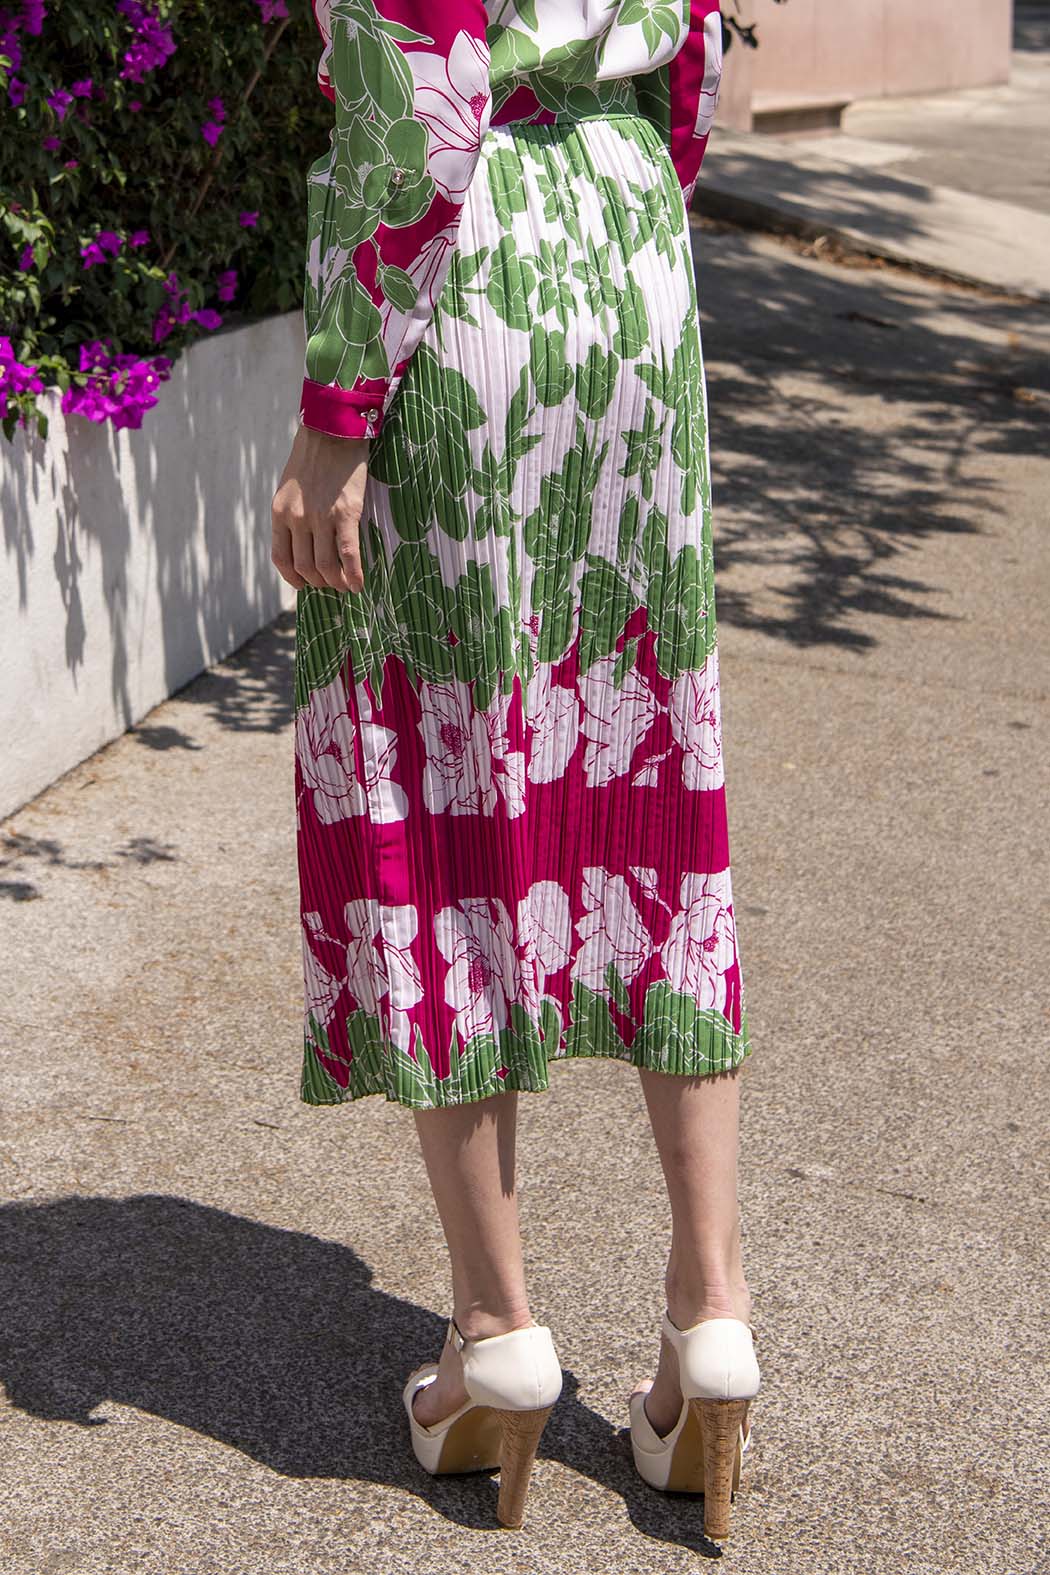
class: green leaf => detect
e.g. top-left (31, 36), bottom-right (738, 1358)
top-left (487, 146), bottom-right (528, 223)
top-left (575, 344), bottom-right (619, 420)
top-left (539, 996), bottom-right (562, 1052)
top-left (564, 980), bottom-right (626, 1059)
top-left (379, 263), bottom-right (418, 311)
top-left (388, 542), bottom-right (455, 682)
top-left (605, 960), bottom-right (633, 1018)
top-left (300, 1049), bottom-right (345, 1104)
top-left (529, 324), bottom-right (574, 408)
top-left (485, 236), bottom-right (537, 330)
top-left (578, 558), bottom-right (636, 673)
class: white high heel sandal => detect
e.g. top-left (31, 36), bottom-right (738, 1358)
top-left (629, 1313), bottom-right (760, 1541)
top-left (403, 1315), bottom-right (563, 1529)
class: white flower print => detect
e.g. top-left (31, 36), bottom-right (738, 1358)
top-left (516, 879), bottom-right (573, 1012)
top-left (419, 679), bottom-right (524, 817)
top-left (659, 870), bottom-right (738, 1015)
top-left (526, 659), bottom-right (580, 784)
top-left (631, 743), bottom-right (674, 789)
top-left (572, 866), bottom-right (653, 994)
top-left (668, 649), bottom-right (724, 791)
top-left (578, 652), bottom-right (660, 787)
top-left (628, 865), bottom-right (673, 923)
top-left (380, 224), bottom-right (457, 371)
top-left (409, 30), bottom-right (492, 202)
top-left (302, 911), bottom-right (345, 1037)
top-left (696, 11), bottom-right (724, 139)
top-left (306, 226), bottom-right (351, 307)
top-left (297, 672), bottom-right (408, 825)
top-left (483, 688), bottom-right (527, 816)
top-left (344, 897), bottom-right (423, 1053)
top-left (435, 897), bottom-right (520, 1042)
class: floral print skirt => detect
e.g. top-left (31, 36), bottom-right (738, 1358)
top-left (293, 110), bottom-right (752, 1109)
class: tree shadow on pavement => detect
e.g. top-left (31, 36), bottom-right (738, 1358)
top-left (166, 608), bottom-right (295, 738)
top-left (694, 225), bottom-right (1050, 649)
top-left (0, 1193), bottom-right (712, 1548)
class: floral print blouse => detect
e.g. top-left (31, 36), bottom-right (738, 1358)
top-left (299, 2), bottom-right (724, 441)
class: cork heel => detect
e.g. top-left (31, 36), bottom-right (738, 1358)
top-left (693, 1396), bottom-right (750, 1539)
top-left (628, 1313), bottom-right (760, 1542)
top-left (493, 1404), bottom-right (556, 1528)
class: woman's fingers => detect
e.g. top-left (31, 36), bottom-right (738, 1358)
top-left (291, 520), bottom-right (326, 589)
top-left (270, 521), bottom-right (308, 590)
top-left (271, 425), bottom-right (371, 594)
top-left (313, 516), bottom-right (358, 593)
top-left (334, 511), bottom-right (365, 594)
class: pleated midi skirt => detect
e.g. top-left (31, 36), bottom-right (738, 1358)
top-left (293, 109), bottom-right (753, 1109)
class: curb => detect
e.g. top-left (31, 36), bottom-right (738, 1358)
top-left (693, 184), bottom-right (1050, 307)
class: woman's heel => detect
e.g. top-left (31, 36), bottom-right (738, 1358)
top-left (493, 1403), bottom-right (557, 1528)
top-left (692, 1397), bottom-right (750, 1539)
top-left (629, 1313), bottom-right (759, 1542)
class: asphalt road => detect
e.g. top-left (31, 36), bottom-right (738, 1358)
top-left (1, 221), bottom-right (1048, 1575)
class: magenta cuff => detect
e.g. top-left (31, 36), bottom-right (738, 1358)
top-left (299, 378), bottom-right (388, 440)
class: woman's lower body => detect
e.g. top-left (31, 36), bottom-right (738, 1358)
top-left (293, 111), bottom-right (754, 1450)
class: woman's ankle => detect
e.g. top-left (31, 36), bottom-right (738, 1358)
top-left (665, 1268), bottom-right (751, 1330)
top-left (451, 1299), bottom-right (534, 1341)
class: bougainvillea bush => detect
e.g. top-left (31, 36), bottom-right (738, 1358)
top-left (0, 0), bottom-right (331, 442)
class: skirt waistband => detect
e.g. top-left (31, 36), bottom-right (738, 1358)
top-left (488, 74), bottom-right (640, 131)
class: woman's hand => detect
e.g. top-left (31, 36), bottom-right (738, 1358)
top-left (271, 422), bottom-right (371, 594)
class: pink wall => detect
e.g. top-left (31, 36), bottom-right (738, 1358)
top-left (735, 0), bottom-right (1012, 105)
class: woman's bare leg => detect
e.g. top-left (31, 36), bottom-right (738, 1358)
top-left (636, 1064), bottom-right (753, 1437)
top-left (409, 1090), bottom-right (533, 1426)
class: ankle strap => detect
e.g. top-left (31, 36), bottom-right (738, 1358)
top-left (446, 1315), bottom-right (467, 1352)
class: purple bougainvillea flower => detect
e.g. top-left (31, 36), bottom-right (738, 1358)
top-left (129, 229), bottom-right (150, 247)
top-left (152, 274), bottom-right (195, 343)
top-left (192, 309), bottom-right (223, 331)
top-left (116, 0), bottom-right (176, 83)
top-left (238, 210), bottom-right (258, 228)
top-left (0, 30), bottom-right (23, 72)
top-left (41, 133), bottom-right (60, 151)
top-left (47, 86), bottom-right (73, 119)
top-left (61, 338), bottom-right (173, 431)
top-left (79, 231), bottom-right (121, 268)
top-left (71, 79), bottom-right (93, 97)
top-left (18, 243), bottom-right (33, 271)
top-left (201, 96), bottom-right (226, 146)
top-left (21, 1), bottom-right (47, 34)
top-left (63, 158), bottom-right (78, 169)
top-left (216, 269), bottom-right (238, 303)
top-left (255, 0), bottom-right (288, 21)
top-left (0, 335), bottom-right (45, 398)
top-left (128, 99), bottom-right (142, 112)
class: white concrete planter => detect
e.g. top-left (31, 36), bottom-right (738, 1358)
top-left (0, 309), bottom-right (302, 820)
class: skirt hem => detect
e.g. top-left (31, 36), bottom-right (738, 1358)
top-left (300, 1010), bottom-right (753, 1112)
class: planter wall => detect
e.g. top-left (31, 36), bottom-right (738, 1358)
top-left (0, 310), bottom-right (302, 820)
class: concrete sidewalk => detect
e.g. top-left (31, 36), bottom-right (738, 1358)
top-left (699, 13), bottom-right (1050, 301)
top-left (1, 217), bottom-right (1048, 1571)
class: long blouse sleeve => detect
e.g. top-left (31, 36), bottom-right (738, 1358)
top-left (633, 1), bottom-right (723, 208)
top-left (300, 2), bottom-right (493, 441)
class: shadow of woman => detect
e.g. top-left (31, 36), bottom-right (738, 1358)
top-left (0, 1192), bottom-right (728, 1551)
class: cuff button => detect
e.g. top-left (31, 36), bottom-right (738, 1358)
top-left (363, 407), bottom-right (380, 422)
top-left (390, 168), bottom-right (405, 186)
